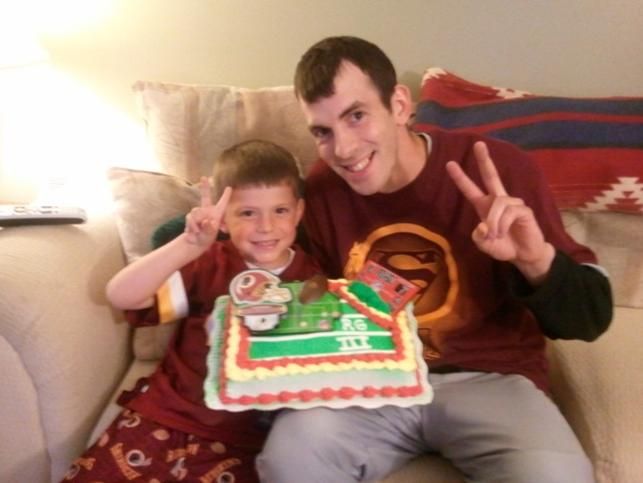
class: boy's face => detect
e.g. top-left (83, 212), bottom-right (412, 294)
top-left (299, 61), bottom-right (412, 195)
top-left (221, 182), bottom-right (304, 270)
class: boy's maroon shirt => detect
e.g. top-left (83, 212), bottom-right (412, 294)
top-left (119, 239), bottom-right (320, 444)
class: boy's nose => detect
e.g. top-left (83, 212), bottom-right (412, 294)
top-left (257, 214), bottom-right (273, 232)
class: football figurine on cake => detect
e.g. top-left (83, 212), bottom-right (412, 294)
top-left (204, 261), bottom-right (433, 411)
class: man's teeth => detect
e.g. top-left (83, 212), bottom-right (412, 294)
top-left (346, 158), bottom-right (370, 173)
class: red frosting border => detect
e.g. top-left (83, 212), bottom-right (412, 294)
top-left (219, 371), bottom-right (425, 406)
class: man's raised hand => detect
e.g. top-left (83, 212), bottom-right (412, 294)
top-left (445, 141), bottom-right (555, 284)
top-left (184, 177), bottom-right (232, 247)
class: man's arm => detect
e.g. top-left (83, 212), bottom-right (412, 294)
top-left (447, 140), bottom-right (613, 340)
top-left (510, 251), bottom-right (613, 341)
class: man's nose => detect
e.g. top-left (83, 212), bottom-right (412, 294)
top-left (333, 128), bottom-right (357, 159)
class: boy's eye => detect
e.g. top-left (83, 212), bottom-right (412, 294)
top-left (275, 207), bottom-right (290, 215)
top-left (239, 209), bottom-right (255, 217)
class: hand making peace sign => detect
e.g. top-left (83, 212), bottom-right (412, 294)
top-left (446, 141), bottom-right (555, 284)
top-left (184, 177), bottom-right (232, 247)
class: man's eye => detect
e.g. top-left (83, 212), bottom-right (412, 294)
top-left (350, 111), bottom-right (364, 122)
top-left (311, 127), bottom-right (331, 140)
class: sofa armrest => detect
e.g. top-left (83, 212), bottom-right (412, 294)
top-left (0, 213), bottom-right (132, 482)
top-left (548, 306), bottom-right (643, 483)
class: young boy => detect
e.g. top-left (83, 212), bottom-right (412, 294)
top-left (62, 140), bottom-right (320, 483)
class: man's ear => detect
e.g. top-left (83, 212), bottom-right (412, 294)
top-left (390, 83), bottom-right (414, 125)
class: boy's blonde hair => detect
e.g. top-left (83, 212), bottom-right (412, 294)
top-left (211, 140), bottom-right (304, 200)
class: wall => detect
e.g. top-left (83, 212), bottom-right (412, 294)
top-left (2, 0), bottom-right (642, 205)
top-left (40, 0), bottom-right (643, 114)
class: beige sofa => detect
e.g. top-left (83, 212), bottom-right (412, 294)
top-left (1, 79), bottom-right (642, 483)
top-left (1, 209), bottom-right (642, 483)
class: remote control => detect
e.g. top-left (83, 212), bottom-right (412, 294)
top-left (0, 204), bottom-right (87, 227)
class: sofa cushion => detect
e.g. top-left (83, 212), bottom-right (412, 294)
top-left (133, 81), bottom-right (317, 181)
top-left (561, 211), bottom-right (643, 308)
top-left (107, 167), bottom-right (199, 263)
top-left (413, 68), bottom-right (643, 214)
top-left (547, 306), bottom-right (643, 483)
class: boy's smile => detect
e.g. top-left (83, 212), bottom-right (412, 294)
top-left (221, 183), bottom-right (304, 270)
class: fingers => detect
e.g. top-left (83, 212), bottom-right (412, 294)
top-left (184, 206), bottom-right (216, 246)
top-left (446, 142), bottom-right (508, 201)
top-left (473, 141), bottom-right (507, 197)
top-left (450, 142), bottom-right (549, 267)
top-left (470, 199), bottom-right (527, 246)
top-left (485, 196), bottom-right (526, 239)
top-left (471, 201), bottom-right (545, 267)
top-left (212, 186), bottom-right (232, 221)
top-left (200, 176), bottom-right (213, 208)
top-left (184, 185), bottom-right (233, 246)
top-left (445, 160), bottom-right (485, 205)
top-left (208, 186), bottom-right (232, 230)
top-left (184, 207), bottom-right (206, 239)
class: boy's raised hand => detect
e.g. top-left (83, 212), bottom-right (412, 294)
top-left (184, 177), bottom-right (232, 247)
top-left (445, 141), bottom-right (555, 284)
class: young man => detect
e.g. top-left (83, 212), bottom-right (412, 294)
top-left (62, 140), bottom-right (319, 483)
top-left (257, 37), bottom-right (612, 482)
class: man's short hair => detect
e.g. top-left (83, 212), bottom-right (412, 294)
top-left (294, 36), bottom-right (397, 109)
top-left (212, 140), bottom-right (304, 200)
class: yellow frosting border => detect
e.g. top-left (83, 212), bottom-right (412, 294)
top-left (332, 281), bottom-right (393, 324)
top-left (224, 305), bottom-right (417, 382)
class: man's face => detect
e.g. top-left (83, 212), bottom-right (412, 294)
top-left (299, 61), bottom-right (411, 195)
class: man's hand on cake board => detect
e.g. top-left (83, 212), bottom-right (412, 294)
top-left (185, 177), bottom-right (232, 247)
top-left (445, 141), bottom-right (555, 285)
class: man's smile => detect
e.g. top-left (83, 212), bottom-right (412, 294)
top-left (341, 151), bottom-right (375, 173)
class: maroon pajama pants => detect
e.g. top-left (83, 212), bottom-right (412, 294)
top-left (61, 409), bottom-right (263, 483)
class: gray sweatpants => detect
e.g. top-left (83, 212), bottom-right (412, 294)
top-left (256, 372), bottom-right (594, 483)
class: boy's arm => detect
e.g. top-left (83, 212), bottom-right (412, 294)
top-left (106, 180), bottom-right (231, 310)
top-left (106, 233), bottom-right (207, 310)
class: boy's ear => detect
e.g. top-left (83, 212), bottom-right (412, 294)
top-left (390, 83), bottom-right (414, 125)
top-left (219, 219), bottom-right (229, 234)
top-left (295, 198), bottom-right (305, 224)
